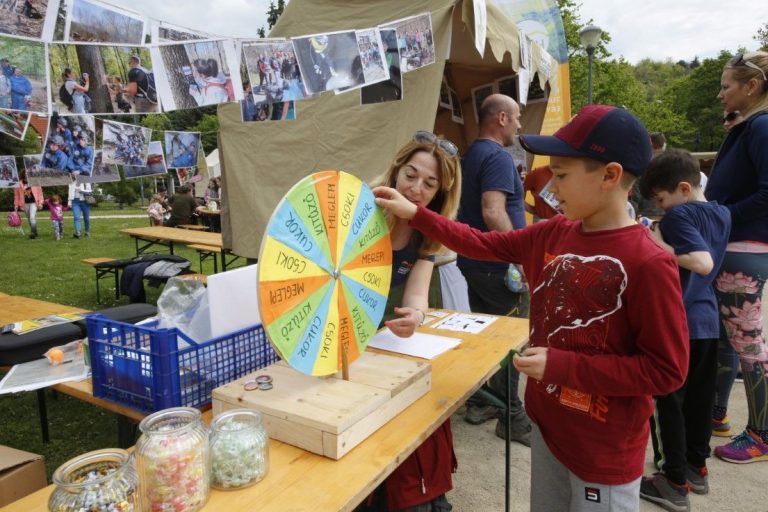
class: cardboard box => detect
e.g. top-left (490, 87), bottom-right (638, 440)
top-left (0, 445), bottom-right (47, 507)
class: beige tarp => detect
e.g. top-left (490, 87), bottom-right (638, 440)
top-left (217, 0), bottom-right (554, 258)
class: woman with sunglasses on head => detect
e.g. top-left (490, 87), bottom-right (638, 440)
top-left (705, 51), bottom-right (768, 464)
top-left (361, 131), bottom-right (461, 512)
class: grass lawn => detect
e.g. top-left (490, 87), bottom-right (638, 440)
top-left (0, 210), bottom-right (223, 480)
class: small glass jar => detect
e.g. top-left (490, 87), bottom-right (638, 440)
top-left (209, 409), bottom-right (270, 490)
top-left (48, 448), bottom-right (137, 512)
top-left (135, 407), bottom-right (210, 512)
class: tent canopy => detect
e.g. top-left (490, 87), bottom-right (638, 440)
top-left (217, 0), bottom-right (554, 258)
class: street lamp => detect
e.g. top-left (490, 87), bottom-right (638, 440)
top-left (579, 25), bottom-right (602, 104)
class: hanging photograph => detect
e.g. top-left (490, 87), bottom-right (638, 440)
top-left (150, 39), bottom-right (242, 111)
top-left (101, 119), bottom-right (151, 166)
top-left (24, 153), bottom-right (70, 186)
top-left (450, 88), bottom-right (463, 124)
top-left (241, 98), bottom-right (295, 122)
top-left (438, 76), bottom-right (450, 109)
top-left (360, 28), bottom-right (401, 105)
top-left (495, 75), bottom-right (519, 102)
top-left (48, 43), bottom-right (158, 114)
top-left (64, 0), bottom-right (145, 45)
top-left (151, 20), bottom-right (218, 43)
top-left (381, 12), bottom-right (435, 73)
top-left (242, 39), bottom-right (305, 105)
top-left (292, 30), bottom-right (364, 95)
top-left (46, 113), bottom-right (95, 174)
top-left (164, 131), bottom-right (200, 169)
top-left (0, 109), bottom-right (31, 140)
top-left (122, 140), bottom-right (167, 179)
top-left (76, 150), bottom-right (119, 183)
top-left (526, 72), bottom-right (548, 104)
top-left (0, 34), bottom-right (49, 115)
top-left (174, 166), bottom-right (200, 186)
top-left (355, 29), bottom-right (388, 85)
top-left (0, 155), bottom-right (19, 188)
top-left (0, 0), bottom-right (59, 41)
top-left (471, 83), bottom-right (493, 123)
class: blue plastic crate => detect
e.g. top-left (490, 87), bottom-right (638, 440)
top-left (86, 314), bottom-right (279, 413)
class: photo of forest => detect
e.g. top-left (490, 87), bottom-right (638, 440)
top-left (48, 43), bottom-right (153, 114)
top-left (0, 34), bottom-right (49, 115)
top-left (67, 0), bottom-right (144, 45)
top-left (0, 0), bottom-right (52, 40)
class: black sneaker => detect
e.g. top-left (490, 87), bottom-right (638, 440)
top-left (73, 232), bottom-right (80, 239)
top-left (640, 473), bottom-right (690, 512)
top-left (464, 404), bottom-right (500, 425)
top-left (684, 464), bottom-right (709, 495)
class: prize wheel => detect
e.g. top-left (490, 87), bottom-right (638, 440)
top-left (257, 170), bottom-right (392, 376)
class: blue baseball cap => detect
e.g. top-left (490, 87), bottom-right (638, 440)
top-left (519, 105), bottom-right (653, 176)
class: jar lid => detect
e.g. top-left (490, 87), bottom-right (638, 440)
top-left (210, 408), bottom-right (263, 432)
top-left (139, 406), bottom-right (202, 435)
top-left (52, 448), bottom-right (131, 488)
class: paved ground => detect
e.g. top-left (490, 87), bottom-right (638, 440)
top-left (447, 288), bottom-right (768, 511)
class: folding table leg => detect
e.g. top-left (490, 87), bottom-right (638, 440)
top-left (37, 389), bottom-right (50, 443)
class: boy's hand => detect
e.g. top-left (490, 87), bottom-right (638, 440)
top-left (372, 186), bottom-right (417, 220)
top-left (512, 346), bottom-right (548, 381)
top-left (385, 306), bottom-right (421, 338)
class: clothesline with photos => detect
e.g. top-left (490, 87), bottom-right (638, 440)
top-left (0, 0), bottom-right (469, 189)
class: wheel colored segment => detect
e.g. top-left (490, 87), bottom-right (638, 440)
top-left (340, 200), bottom-right (390, 268)
top-left (337, 181), bottom-right (381, 267)
top-left (340, 275), bottom-right (381, 353)
top-left (341, 265), bottom-right (392, 298)
top-left (313, 170), bottom-right (341, 268)
top-left (260, 236), bottom-right (331, 281)
top-left (342, 234), bottom-right (392, 271)
top-left (286, 175), bottom-right (334, 270)
top-left (286, 279), bottom-right (337, 375)
top-left (259, 274), bottom-right (332, 326)
top-left (267, 195), bottom-right (334, 275)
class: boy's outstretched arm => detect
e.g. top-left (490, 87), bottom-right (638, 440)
top-left (373, 186), bottom-right (417, 219)
top-left (649, 220), bottom-right (715, 275)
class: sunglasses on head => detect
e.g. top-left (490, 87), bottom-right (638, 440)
top-left (413, 130), bottom-right (459, 158)
top-left (728, 53), bottom-right (767, 82)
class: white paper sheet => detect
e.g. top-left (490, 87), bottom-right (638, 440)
top-left (0, 357), bottom-right (89, 394)
top-left (431, 313), bottom-right (497, 334)
top-left (368, 328), bottom-right (461, 359)
top-left (207, 264), bottom-right (261, 338)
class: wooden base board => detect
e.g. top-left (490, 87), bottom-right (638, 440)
top-left (212, 351), bottom-right (431, 459)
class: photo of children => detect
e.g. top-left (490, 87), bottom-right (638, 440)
top-left (382, 12), bottom-right (435, 73)
top-left (355, 29), bottom-right (388, 85)
top-left (0, 35), bottom-right (49, 115)
top-left (164, 131), bottom-right (200, 169)
top-left (0, 154), bottom-right (19, 187)
top-left (24, 153), bottom-right (69, 186)
top-left (151, 39), bottom-right (242, 111)
top-left (41, 113), bottom-right (95, 176)
top-left (76, 150), bottom-right (119, 183)
top-left (242, 39), bottom-right (306, 105)
top-left (292, 30), bottom-right (365, 95)
top-left (361, 28), bottom-right (401, 105)
top-left (122, 140), bottom-right (167, 178)
top-left (101, 119), bottom-right (151, 166)
top-left (0, 108), bottom-right (30, 140)
top-left (49, 44), bottom-right (156, 114)
top-left (64, 0), bottom-right (145, 45)
top-left (0, 0), bottom-right (57, 40)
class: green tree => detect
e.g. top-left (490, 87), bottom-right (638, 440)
top-left (193, 114), bottom-right (219, 154)
top-left (755, 22), bottom-right (768, 51)
top-left (259, 0), bottom-right (285, 38)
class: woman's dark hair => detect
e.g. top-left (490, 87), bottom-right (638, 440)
top-left (62, 67), bottom-right (73, 80)
top-left (193, 58), bottom-right (219, 78)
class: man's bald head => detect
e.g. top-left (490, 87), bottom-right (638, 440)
top-left (479, 94), bottom-right (517, 127)
top-left (478, 94), bottom-right (521, 146)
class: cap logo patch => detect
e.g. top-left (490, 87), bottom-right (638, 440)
top-left (589, 143), bottom-right (606, 153)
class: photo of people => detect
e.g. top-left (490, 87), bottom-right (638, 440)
top-left (164, 131), bottom-right (200, 169)
top-left (101, 119), bottom-right (151, 167)
top-left (48, 44), bottom-right (157, 114)
top-left (151, 20), bottom-right (217, 43)
top-left (242, 39), bottom-right (306, 105)
top-left (150, 39), bottom-right (242, 111)
top-left (355, 29), bottom-right (388, 85)
top-left (292, 30), bottom-right (365, 95)
top-left (382, 12), bottom-right (435, 73)
top-left (0, 108), bottom-right (30, 140)
top-left (43, 113), bottom-right (95, 175)
top-left (174, 166), bottom-right (200, 186)
top-left (0, 34), bottom-right (49, 115)
top-left (0, 0), bottom-right (58, 40)
top-left (122, 140), bottom-right (167, 179)
top-left (24, 153), bottom-right (70, 186)
top-left (241, 94), bottom-right (295, 122)
top-left (0, 155), bottom-right (19, 188)
top-left (361, 28), bottom-right (402, 105)
top-left (76, 150), bottom-right (119, 183)
top-left (64, 0), bottom-right (145, 45)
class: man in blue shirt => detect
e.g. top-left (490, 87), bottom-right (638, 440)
top-left (68, 135), bottom-right (94, 175)
top-left (43, 136), bottom-right (69, 170)
top-left (9, 67), bottom-right (32, 111)
top-left (457, 93), bottom-right (531, 444)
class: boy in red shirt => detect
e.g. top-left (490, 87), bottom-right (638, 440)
top-left (374, 105), bottom-right (689, 511)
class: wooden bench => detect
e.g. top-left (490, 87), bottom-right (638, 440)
top-left (176, 273), bottom-right (208, 285)
top-left (178, 224), bottom-right (209, 231)
top-left (82, 257), bottom-right (120, 303)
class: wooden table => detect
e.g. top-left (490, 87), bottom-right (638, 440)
top-left (1, 313), bottom-right (529, 512)
top-left (120, 226), bottom-right (222, 256)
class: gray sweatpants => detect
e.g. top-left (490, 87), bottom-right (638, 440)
top-left (530, 424), bottom-right (641, 512)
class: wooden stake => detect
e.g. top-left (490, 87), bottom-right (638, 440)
top-left (341, 342), bottom-right (349, 381)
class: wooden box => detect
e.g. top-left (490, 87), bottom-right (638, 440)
top-left (212, 351), bottom-right (431, 459)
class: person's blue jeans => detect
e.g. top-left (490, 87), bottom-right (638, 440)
top-left (71, 198), bottom-right (90, 235)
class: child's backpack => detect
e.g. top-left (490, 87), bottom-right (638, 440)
top-left (7, 211), bottom-right (21, 227)
top-left (58, 83), bottom-right (74, 110)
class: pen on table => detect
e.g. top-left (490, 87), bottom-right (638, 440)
top-left (60, 360), bottom-right (73, 365)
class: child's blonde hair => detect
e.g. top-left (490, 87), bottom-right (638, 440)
top-left (51, 194), bottom-right (60, 203)
top-left (150, 194), bottom-right (162, 204)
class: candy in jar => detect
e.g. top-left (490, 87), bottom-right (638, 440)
top-left (48, 448), bottom-right (137, 512)
top-left (135, 407), bottom-right (210, 512)
top-left (209, 409), bottom-right (269, 490)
